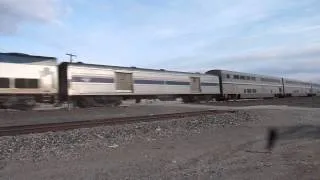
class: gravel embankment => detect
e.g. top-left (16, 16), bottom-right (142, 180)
top-left (1, 108), bottom-right (320, 180)
top-left (0, 111), bottom-right (251, 164)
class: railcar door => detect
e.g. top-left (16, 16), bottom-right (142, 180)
top-left (40, 67), bottom-right (55, 92)
top-left (190, 77), bottom-right (201, 93)
top-left (115, 72), bottom-right (133, 92)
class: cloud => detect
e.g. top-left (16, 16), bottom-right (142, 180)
top-left (0, 0), bottom-right (65, 34)
top-left (286, 73), bottom-right (320, 83)
top-left (147, 43), bottom-right (320, 82)
top-left (212, 45), bottom-right (320, 82)
top-left (215, 44), bottom-right (320, 65)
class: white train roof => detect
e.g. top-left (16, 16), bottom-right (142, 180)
top-left (64, 62), bottom-right (216, 76)
top-left (206, 69), bottom-right (281, 79)
top-left (207, 69), bottom-right (318, 85)
top-left (0, 52), bottom-right (57, 65)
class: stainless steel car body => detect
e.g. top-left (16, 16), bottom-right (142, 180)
top-left (62, 63), bottom-right (220, 97)
top-left (283, 78), bottom-right (312, 96)
top-left (206, 69), bottom-right (283, 99)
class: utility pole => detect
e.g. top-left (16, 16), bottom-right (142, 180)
top-left (66, 53), bottom-right (76, 63)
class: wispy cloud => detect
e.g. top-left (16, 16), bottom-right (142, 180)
top-left (0, 0), bottom-right (68, 34)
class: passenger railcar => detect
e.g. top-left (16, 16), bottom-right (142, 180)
top-left (283, 78), bottom-right (312, 97)
top-left (1, 52), bottom-right (319, 109)
top-left (0, 53), bottom-right (58, 108)
top-left (312, 83), bottom-right (320, 96)
top-left (58, 62), bottom-right (220, 106)
top-left (206, 69), bottom-right (284, 99)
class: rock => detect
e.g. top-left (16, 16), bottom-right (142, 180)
top-left (95, 134), bottom-right (104, 139)
top-left (108, 144), bottom-right (119, 148)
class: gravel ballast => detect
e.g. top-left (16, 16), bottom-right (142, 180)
top-left (0, 111), bottom-right (249, 163)
top-left (1, 108), bottom-right (319, 180)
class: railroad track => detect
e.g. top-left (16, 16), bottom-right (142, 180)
top-left (0, 109), bottom-right (235, 137)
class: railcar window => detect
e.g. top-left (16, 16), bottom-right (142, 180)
top-left (253, 89), bottom-right (257, 93)
top-left (261, 77), bottom-right (279, 83)
top-left (15, 79), bottom-right (39, 89)
top-left (240, 76), bottom-right (245, 80)
top-left (226, 74), bottom-right (230, 78)
top-left (286, 80), bottom-right (307, 86)
top-left (244, 89), bottom-right (246, 93)
top-left (247, 89), bottom-right (252, 93)
top-left (0, 78), bottom-right (10, 88)
top-left (246, 76), bottom-right (250, 80)
top-left (251, 77), bottom-right (256, 81)
top-left (28, 79), bottom-right (38, 88)
top-left (233, 75), bottom-right (239, 79)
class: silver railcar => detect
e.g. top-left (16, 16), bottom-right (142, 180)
top-left (0, 53), bottom-right (58, 108)
top-left (59, 62), bottom-right (220, 106)
top-left (283, 78), bottom-right (312, 97)
top-left (206, 69), bottom-right (283, 99)
top-left (312, 83), bottom-right (320, 96)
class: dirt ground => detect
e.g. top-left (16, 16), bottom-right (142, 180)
top-left (0, 106), bottom-right (319, 180)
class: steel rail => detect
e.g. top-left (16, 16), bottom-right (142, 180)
top-left (0, 109), bottom-right (235, 136)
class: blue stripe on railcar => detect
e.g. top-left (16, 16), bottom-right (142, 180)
top-left (134, 79), bottom-right (164, 84)
top-left (72, 76), bottom-right (114, 83)
top-left (135, 80), bottom-right (190, 85)
top-left (71, 76), bottom-right (217, 86)
top-left (201, 82), bottom-right (219, 86)
top-left (165, 81), bottom-right (190, 85)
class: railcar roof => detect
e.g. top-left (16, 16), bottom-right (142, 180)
top-left (206, 69), bottom-right (282, 79)
top-left (207, 69), bottom-right (316, 84)
top-left (283, 77), bottom-right (312, 83)
top-left (0, 52), bottom-right (57, 64)
top-left (64, 61), bottom-right (214, 76)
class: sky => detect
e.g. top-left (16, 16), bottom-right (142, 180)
top-left (0, 0), bottom-right (320, 82)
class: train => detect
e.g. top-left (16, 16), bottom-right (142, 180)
top-left (0, 52), bottom-right (319, 109)
top-left (206, 70), bottom-right (320, 99)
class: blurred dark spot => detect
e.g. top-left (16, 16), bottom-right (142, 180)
top-left (265, 125), bottom-right (320, 150)
top-left (266, 128), bottom-right (278, 151)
